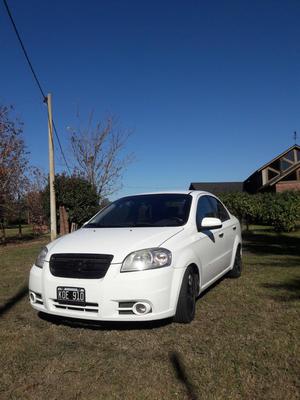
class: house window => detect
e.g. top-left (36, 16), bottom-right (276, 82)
top-left (284, 150), bottom-right (295, 162)
top-left (280, 159), bottom-right (292, 171)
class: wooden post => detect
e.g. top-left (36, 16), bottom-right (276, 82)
top-left (59, 205), bottom-right (69, 235)
top-left (47, 93), bottom-right (57, 241)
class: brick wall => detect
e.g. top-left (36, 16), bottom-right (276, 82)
top-left (275, 181), bottom-right (300, 192)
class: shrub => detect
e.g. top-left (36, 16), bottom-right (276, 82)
top-left (260, 191), bottom-right (300, 232)
top-left (219, 191), bottom-right (300, 232)
top-left (43, 174), bottom-right (100, 227)
top-left (218, 192), bottom-right (263, 228)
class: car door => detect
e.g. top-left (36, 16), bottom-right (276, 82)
top-left (208, 196), bottom-right (235, 270)
top-left (192, 195), bottom-right (225, 286)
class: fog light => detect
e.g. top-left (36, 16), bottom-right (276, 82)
top-left (132, 302), bottom-right (151, 315)
top-left (29, 292), bottom-right (36, 303)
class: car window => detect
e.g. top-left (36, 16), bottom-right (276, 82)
top-left (208, 196), bottom-right (230, 222)
top-left (196, 196), bottom-right (216, 227)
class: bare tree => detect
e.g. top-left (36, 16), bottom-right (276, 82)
top-left (0, 105), bottom-right (28, 193)
top-left (0, 105), bottom-right (29, 241)
top-left (68, 113), bottom-right (133, 200)
top-left (26, 167), bottom-right (48, 231)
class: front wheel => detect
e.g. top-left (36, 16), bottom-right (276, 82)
top-left (174, 266), bottom-right (197, 323)
top-left (227, 246), bottom-right (242, 278)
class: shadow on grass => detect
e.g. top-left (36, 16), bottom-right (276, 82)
top-left (246, 257), bottom-right (300, 269)
top-left (38, 312), bottom-right (173, 330)
top-left (198, 275), bottom-right (226, 300)
top-left (169, 351), bottom-right (199, 400)
top-left (0, 284), bottom-right (28, 317)
top-left (262, 278), bottom-right (300, 302)
top-left (243, 231), bottom-right (300, 257)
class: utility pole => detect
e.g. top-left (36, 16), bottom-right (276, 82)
top-left (47, 93), bottom-right (57, 241)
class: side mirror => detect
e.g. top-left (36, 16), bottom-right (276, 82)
top-left (200, 217), bottom-right (222, 230)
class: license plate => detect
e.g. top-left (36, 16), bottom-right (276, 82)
top-left (57, 287), bottom-right (86, 305)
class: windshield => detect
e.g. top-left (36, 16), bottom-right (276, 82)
top-left (84, 194), bottom-right (192, 228)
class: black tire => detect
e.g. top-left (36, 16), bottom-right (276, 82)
top-left (174, 266), bottom-right (197, 323)
top-left (228, 246), bottom-right (242, 278)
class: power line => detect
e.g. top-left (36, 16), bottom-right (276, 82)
top-left (53, 121), bottom-right (72, 174)
top-left (2, 0), bottom-right (72, 174)
top-left (2, 0), bottom-right (45, 99)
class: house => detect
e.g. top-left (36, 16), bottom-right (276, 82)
top-left (189, 182), bottom-right (243, 194)
top-left (189, 144), bottom-right (300, 194)
top-left (243, 144), bottom-right (300, 193)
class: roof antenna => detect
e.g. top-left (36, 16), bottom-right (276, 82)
top-left (293, 131), bottom-right (298, 144)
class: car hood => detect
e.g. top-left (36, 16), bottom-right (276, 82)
top-left (46, 226), bottom-right (184, 263)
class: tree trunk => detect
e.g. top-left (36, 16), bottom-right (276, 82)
top-left (59, 205), bottom-right (69, 235)
top-left (246, 219), bottom-right (249, 231)
top-left (18, 221), bottom-right (22, 238)
top-left (0, 221), bottom-right (6, 244)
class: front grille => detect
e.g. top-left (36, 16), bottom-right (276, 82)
top-left (35, 292), bottom-right (44, 305)
top-left (118, 301), bottom-right (135, 308)
top-left (119, 310), bottom-right (134, 315)
top-left (118, 301), bottom-right (135, 315)
top-left (52, 299), bottom-right (99, 313)
top-left (49, 253), bottom-right (113, 279)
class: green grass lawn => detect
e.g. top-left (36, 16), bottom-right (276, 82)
top-left (0, 230), bottom-right (299, 400)
top-left (2, 224), bottom-right (49, 244)
top-left (5, 225), bottom-right (34, 237)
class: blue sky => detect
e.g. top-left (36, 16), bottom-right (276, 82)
top-left (1, 0), bottom-right (300, 198)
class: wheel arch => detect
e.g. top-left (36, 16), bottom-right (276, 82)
top-left (188, 263), bottom-right (200, 295)
top-left (229, 236), bottom-right (242, 270)
top-left (170, 260), bottom-right (201, 314)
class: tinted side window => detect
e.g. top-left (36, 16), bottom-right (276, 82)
top-left (196, 196), bottom-right (216, 227)
top-left (208, 197), bottom-right (230, 222)
top-left (217, 201), bottom-right (230, 222)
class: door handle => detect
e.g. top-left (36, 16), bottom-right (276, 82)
top-left (232, 226), bottom-right (236, 230)
top-left (219, 232), bottom-right (224, 238)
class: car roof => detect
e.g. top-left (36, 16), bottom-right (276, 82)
top-left (122, 190), bottom-right (215, 197)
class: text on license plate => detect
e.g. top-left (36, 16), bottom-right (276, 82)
top-left (57, 287), bottom-right (86, 304)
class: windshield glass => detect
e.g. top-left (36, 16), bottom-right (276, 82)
top-left (84, 194), bottom-right (192, 228)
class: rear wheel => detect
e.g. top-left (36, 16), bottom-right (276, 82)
top-left (228, 246), bottom-right (242, 278)
top-left (174, 266), bottom-right (197, 323)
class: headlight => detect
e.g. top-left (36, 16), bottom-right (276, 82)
top-left (121, 248), bottom-right (172, 272)
top-left (35, 247), bottom-right (48, 268)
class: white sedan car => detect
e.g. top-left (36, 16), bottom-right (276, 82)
top-left (29, 191), bottom-right (242, 324)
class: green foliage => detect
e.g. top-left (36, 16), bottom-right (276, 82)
top-left (43, 174), bottom-right (99, 226)
top-left (260, 191), bottom-right (300, 232)
top-left (219, 191), bottom-right (300, 232)
top-left (218, 192), bottom-right (262, 224)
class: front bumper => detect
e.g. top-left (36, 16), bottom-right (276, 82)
top-left (29, 262), bottom-right (183, 321)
